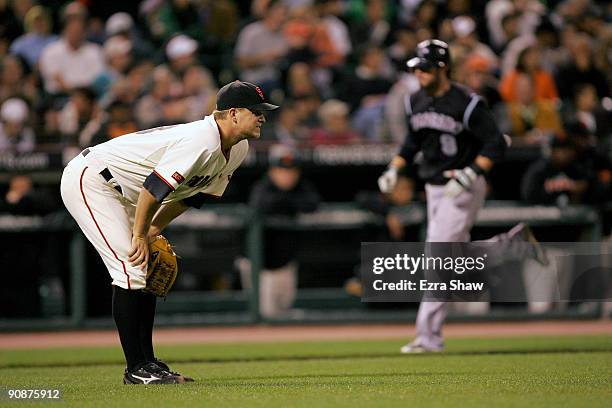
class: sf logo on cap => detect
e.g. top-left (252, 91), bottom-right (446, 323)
top-left (255, 86), bottom-right (265, 101)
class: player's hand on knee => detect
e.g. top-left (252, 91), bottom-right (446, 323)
top-left (378, 167), bottom-right (398, 193)
top-left (128, 235), bottom-right (149, 270)
top-left (443, 165), bottom-right (479, 198)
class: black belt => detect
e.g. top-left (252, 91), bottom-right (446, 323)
top-left (82, 148), bottom-right (122, 194)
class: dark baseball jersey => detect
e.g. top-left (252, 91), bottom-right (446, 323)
top-left (399, 83), bottom-right (506, 184)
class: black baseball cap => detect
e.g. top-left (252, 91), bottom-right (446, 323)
top-left (407, 39), bottom-right (451, 71)
top-left (216, 80), bottom-right (279, 111)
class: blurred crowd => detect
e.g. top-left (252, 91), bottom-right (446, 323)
top-left (0, 0), bottom-right (611, 317)
top-left (0, 0), bottom-right (610, 207)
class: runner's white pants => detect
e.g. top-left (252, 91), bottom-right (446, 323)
top-left (414, 176), bottom-right (487, 349)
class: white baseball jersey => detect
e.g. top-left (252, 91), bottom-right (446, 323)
top-left (89, 115), bottom-right (249, 205)
top-left (60, 114), bottom-right (248, 290)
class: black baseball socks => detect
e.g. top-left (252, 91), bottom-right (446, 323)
top-left (112, 286), bottom-right (157, 372)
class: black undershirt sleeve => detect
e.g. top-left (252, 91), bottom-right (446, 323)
top-left (143, 172), bottom-right (174, 202)
top-left (181, 193), bottom-right (219, 209)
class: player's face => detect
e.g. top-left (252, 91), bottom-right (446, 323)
top-left (237, 108), bottom-right (266, 139)
top-left (414, 67), bottom-right (440, 94)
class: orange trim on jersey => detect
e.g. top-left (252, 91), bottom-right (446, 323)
top-left (153, 170), bottom-right (175, 190)
top-left (80, 166), bottom-right (131, 289)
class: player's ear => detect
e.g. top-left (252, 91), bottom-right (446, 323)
top-left (230, 108), bottom-right (238, 124)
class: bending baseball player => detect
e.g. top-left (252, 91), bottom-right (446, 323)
top-left (379, 40), bottom-right (508, 353)
top-left (61, 81), bottom-right (278, 383)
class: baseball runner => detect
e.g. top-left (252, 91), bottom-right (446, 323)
top-left (378, 40), bottom-right (508, 353)
top-left (61, 80), bottom-right (278, 383)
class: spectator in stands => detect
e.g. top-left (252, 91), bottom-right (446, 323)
top-left (449, 15), bottom-right (498, 70)
top-left (495, 11), bottom-right (523, 54)
top-left (405, 0), bottom-right (439, 34)
top-left (198, 1), bottom-right (240, 50)
top-left (38, 6), bottom-right (105, 96)
top-left (310, 99), bottom-right (360, 145)
top-left (150, 0), bottom-right (206, 43)
top-left (182, 65), bottom-right (218, 121)
top-left (165, 34), bottom-right (199, 78)
top-left (446, 0), bottom-right (473, 17)
top-left (387, 28), bottom-right (418, 73)
top-left (384, 70), bottom-right (420, 144)
top-left (135, 66), bottom-right (179, 128)
top-left (36, 97), bottom-right (68, 146)
top-left (315, 0), bottom-right (352, 60)
top-left (501, 18), bottom-right (564, 76)
top-left (485, 0), bottom-right (544, 52)
top-left (89, 100), bottom-right (137, 146)
top-left (8, 6), bottom-right (57, 69)
top-left (350, 0), bottom-right (393, 48)
top-left (283, 4), bottom-right (344, 84)
top-left (293, 92), bottom-right (322, 128)
top-left (435, 17), bottom-right (455, 45)
top-left (521, 136), bottom-right (589, 205)
top-left (0, 174), bottom-right (55, 215)
top-left (286, 62), bottom-right (320, 99)
top-left (501, 73), bottom-right (563, 144)
top-left (240, 145), bottom-right (321, 318)
top-left (565, 83), bottom-right (611, 143)
top-left (565, 121), bottom-right (612, 204)
top-left (0, 97), bottom-right (34, 152)
top-left (551, 0), bottom-right (593, 28)
top-left (459, 55), bottom-right (503, 111)
top-left (157, 86), bottom-right (188, 126)
top-left (343, 45), bottom-right (394, 141)
top-left (555, 33), bottom-right (610, 102)
top-left (104, 12), bottom-right (154, 61)
top-left (107, 59), bottom-right (154, 108)
top-left (105, 12), bottom-right (132, 40)
top-left (234, 0), bottom-right (288, 93)
top-left (499, 45), bottom-right (559, 103)
top-left (0, 54), bottom-right (38, 105)
top-left (58, 87), bottom-right (97, 146)
top-left (268, 101), bottom-right (310, 146)
top-left (345, 45), bottom-right (394, 109)
top-left (92, 36), bottom-right (133, 98)
top-left (356, 168), bottom-right (417, 242)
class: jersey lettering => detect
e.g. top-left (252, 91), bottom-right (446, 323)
top-left (410, 112), bottom-right (463, 134)
top-left (187, 175), bottom-right (212, 188)
top-left (439, 134), bottom-right (458, 156)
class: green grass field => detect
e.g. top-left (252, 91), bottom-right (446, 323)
top-left (0, 335), bottom-right (610, 407)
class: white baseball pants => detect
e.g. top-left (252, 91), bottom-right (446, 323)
top-left (60, 152), bottom-right (146, 290)
top-left (414, 176), bottom-right (487, 350)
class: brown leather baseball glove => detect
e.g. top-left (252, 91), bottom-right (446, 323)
top-left (143, 235), bottom-right (178, 298)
